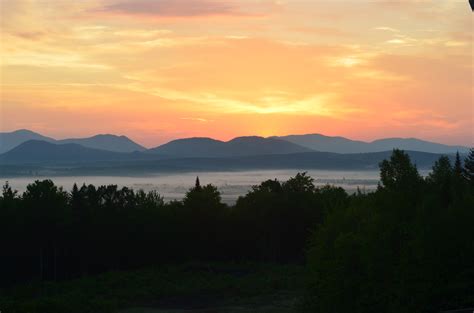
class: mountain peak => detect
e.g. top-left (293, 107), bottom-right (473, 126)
top-left (0, 140), bottom-right (131, 164)
top-left (0, 129), bottom-right (55, 154)
top-left (11, 129), bottom-right (37, 134)
top-left (276, 134), bottom-right (469, 154)
top-left (0, 130), bottom-right (145, 154)
top-left (149, 135), bottom-right (311, 158)
top-left (58, 135), bottom-right (145, 152)
top-left (228, 136), bottom-right (265, 143)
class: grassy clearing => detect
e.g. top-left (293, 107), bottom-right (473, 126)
top-left (1, 263), bottom-right (305, 313)
top-left (120, 296), bottom-right (298, 313)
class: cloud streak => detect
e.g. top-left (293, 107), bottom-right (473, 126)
top-left (98, 0), bottom-right (248, 17)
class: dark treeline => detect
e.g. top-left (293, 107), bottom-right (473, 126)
top-left (304, 149), bottom-right (474, 312)
top-left (0, 171), bottom-right (346, 285)
top-left (1, 149), bottom-right (474, 312)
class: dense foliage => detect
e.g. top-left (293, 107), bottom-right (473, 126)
top-left (1, 149), bottom-right (473, 312)
top-left (0, 171), bottom-right (343, 286)
top-left (303, 149), bottom-right (474, 312)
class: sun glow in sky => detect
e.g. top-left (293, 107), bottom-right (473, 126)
top-left (0, 0), bottom-right (472, 147)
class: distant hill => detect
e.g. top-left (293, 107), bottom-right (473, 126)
top-left (0, 131), bottom-right (469, 170)
top-left (0, 129), bottom-right (55, 154)
top-left (0, 140), bottom-right (135, 164)
top-left (368, 138), bottom-right (469, 154)
top-left (0, 140), bottom-right (173, 166)
top-left (0, 149), bottom-right (450, 177)
top-left (57, 134), bottom-right (146, 153)
top-left (0, 129), bottom-right (146, 153)
top-left (275, 134), bottom-right (469, 154)
top-left (142, 150), bottom-right (447, 172)
top-left (148, 136), bottom-right (313, 157)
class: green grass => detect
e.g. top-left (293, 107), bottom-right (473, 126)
top-left (1, 263), bottom-right (305, 313)
top-left (120, 296), bottom-right (298, 313)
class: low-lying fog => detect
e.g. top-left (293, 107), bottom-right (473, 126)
top-left (3, 169), bottom-right (430, 204)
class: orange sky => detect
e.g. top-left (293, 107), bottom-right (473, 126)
top-left (0, 0), bottom-right (472, 147)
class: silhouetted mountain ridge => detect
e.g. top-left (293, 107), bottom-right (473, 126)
top-left (0, 130), bottom-right (145, 153)
top-left (275, 133), bottom-right (469, 154)
top-left (57, 134), bottom-right (146, 153)
top-left (0, 145), bottom-right (453, 176)
top-left (148, 136), bottom-right (312, 157)
top-left (0, 130), bottom-right (469, 163)
top-left (0, 129), bottom-right (55, 154)
top-left (0, 140), bottom-right (134, 164)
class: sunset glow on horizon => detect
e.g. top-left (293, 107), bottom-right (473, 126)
top-left (1, 0), bottom-right (472, 147)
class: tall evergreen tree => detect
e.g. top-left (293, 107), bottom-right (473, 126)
top-left (428, 156), bottom-right (453, 183)
top-left (463, 148), bottom-right (474, 183)
top-left (195, 176), bottom-right (201, 191)
top-left (454, 151), bottom-right (463, 177)
top-left (1, 181), bottom-right (17, 201)
top-left (379, 149), bottom-right (421, 192)
top-left (71, 183), bottom-right (81, 211)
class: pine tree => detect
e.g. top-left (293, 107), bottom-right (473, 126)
top-left (2, 181), bottom-right (17, 201)
top-left (463, 148), bottom-right (474, 183)
top-left (71, 183), bottom-right (80, 211)
top-left (72, 183), bottom-right (79, 194)
top-left (428, 156), bottom-right (452, 184)
top-left (379, 149), bottom-right (421, 192)
top-left (453, 151), bottom-right (463, 177)
top-left (195, 176), bottom-right (201, 191)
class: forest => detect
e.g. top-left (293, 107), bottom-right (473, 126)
top-left (1, 149), bottom-right (473, 313)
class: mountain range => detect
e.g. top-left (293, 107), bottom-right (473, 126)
top-left (147, 136), bottom-right (312, 157)
top-left (0, 145), bottom-right (450, 177)
top-left (273, 134), bottom-right (469, 154)
top-left (0, 129), bottom-right (470, 175)
top-left (1, 129), bottom-right (469, 156)
top-left (0, 136), bottom-right (312, 165)
top-left (0, 129), bottom-right (146, 154)
top-left (0, 140), bottom-right (134, 164)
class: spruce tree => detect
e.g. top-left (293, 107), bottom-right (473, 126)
top-left (463, 148), bottom-right (474, 183)
top-left (454, 152), bottom-right (463, 178)
top-left (195, 176), bottom-right (201, 191)
top-left (379, 149), bottom-right (421, 192)
top-left (71, 183), bottom-right (80, 211)
top-left (2, 181), bottom-right (17, 201)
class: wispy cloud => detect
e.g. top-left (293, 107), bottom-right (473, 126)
top-left (10, 31), bottom-right (48, 40)
top-left (374, 26), bottom-right (399, 32)
top-left (290, 26), bottom-right (350, 37)
top-left (98, 0), bottom-right (249, 18)
top-left (180, 117), bottom-right (212, 122)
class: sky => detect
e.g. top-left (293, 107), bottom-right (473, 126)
top-left (0, 0), bottom-right (472, 147)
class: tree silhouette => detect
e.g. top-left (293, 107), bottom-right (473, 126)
top-left (304, 149), bottom-right (474, 312)
top-left (454, 151), bottom-right (463, 177)
top-left (1, 181), bottom-right (17, 202)
top-left (463, 148), bottom-right (474, 184)
top-left (195, 176), bottom-right (201, 190)
top-left (282, 171), bottom-right (315, 193)
top-left (428, 156), bottom-right (452, 183)
top-left (379, 149), bottom-right (421, 192)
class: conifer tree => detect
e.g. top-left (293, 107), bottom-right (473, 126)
top-left (1, 181), bottom-right (17, 201)
top-left (379, 149), bottom-right (421, 192)
top-left (463, 148), bottom-right (474, 183)
top-left (195, 176), bottom-right (201, 191)
top-left (454, 152), bottom-right (463, 177)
